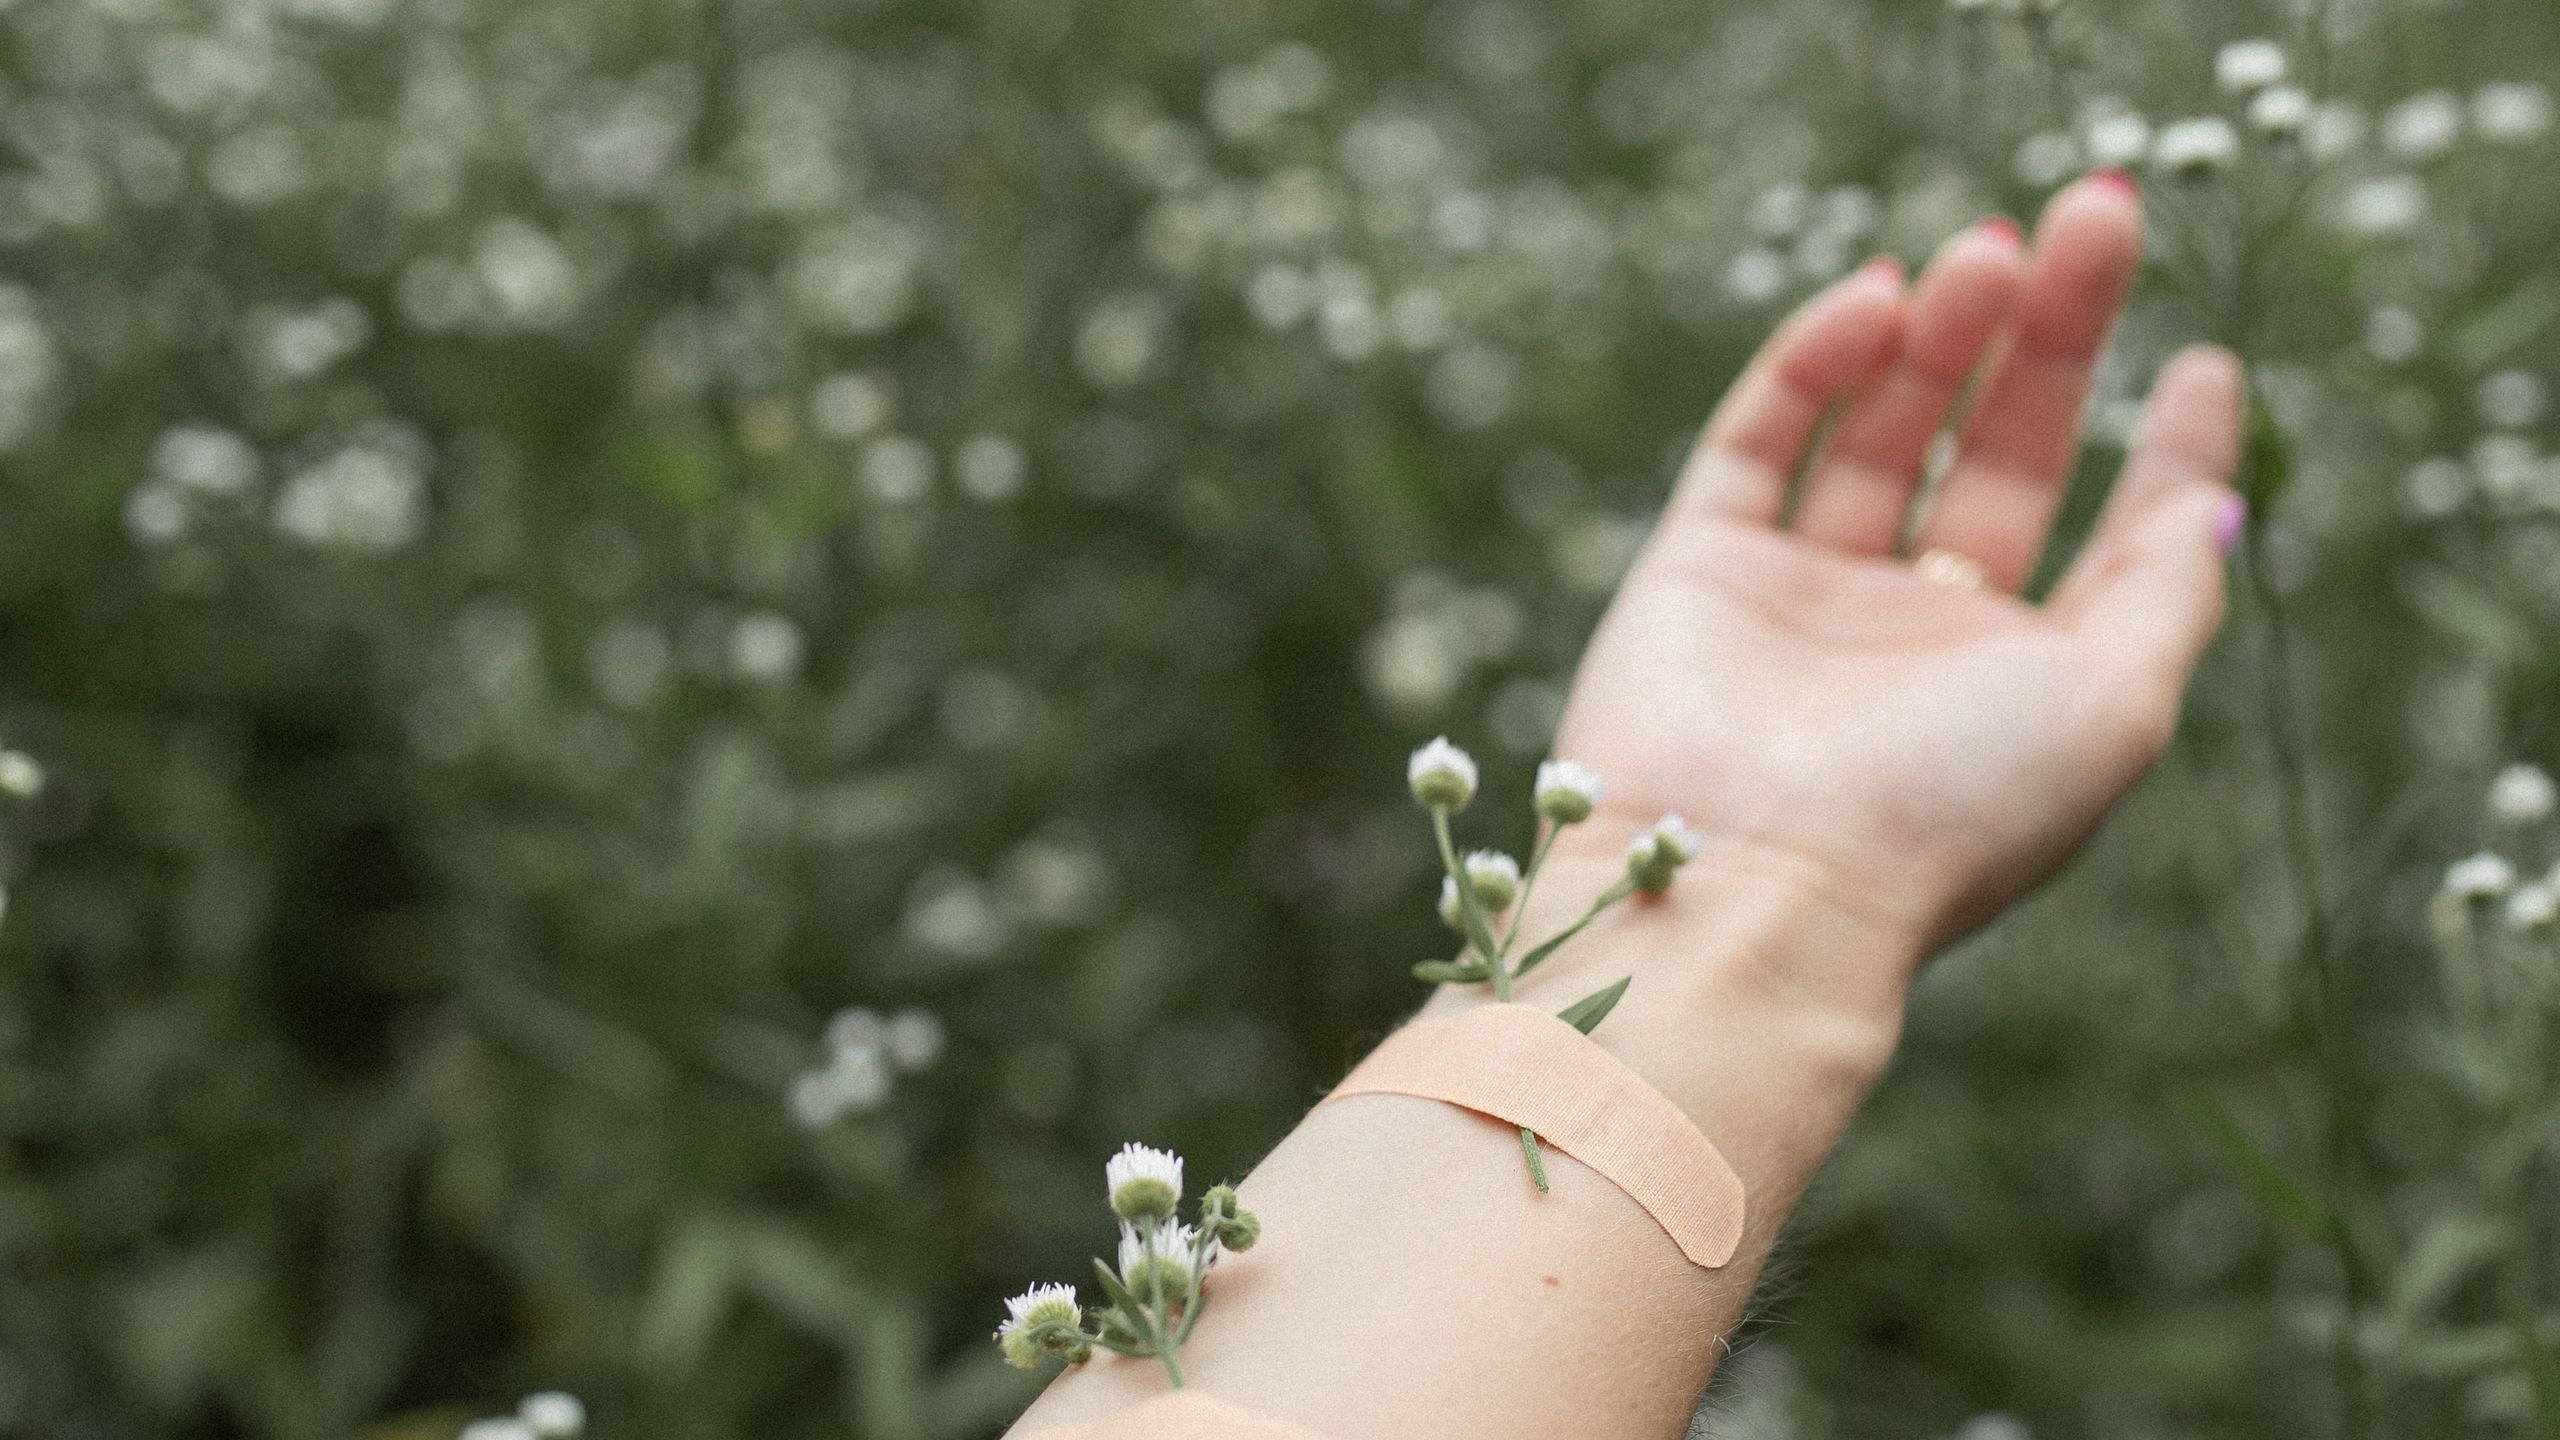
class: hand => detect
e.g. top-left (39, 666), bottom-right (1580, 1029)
top-left (1548, 174), bottom-right (2243, 967)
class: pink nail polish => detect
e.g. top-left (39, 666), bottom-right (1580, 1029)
top-left (1979, 214), bottom-right (2022, 245)
top-left (2213, 493), bottom-right (2248, 555)
top-left (1860, 254), bottom-right (1907, 284)
top-left (2089, 168), bottom-right (2141, 202)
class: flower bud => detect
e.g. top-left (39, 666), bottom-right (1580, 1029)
top-left (2509, 882), bottom-right (2559, 931)
top-left (2152, 118), bottom-right (2240, 180)
top-left (0, 751), bottom-right (42, 800)
top-left (2248, 85), bottom-right (2313, 140)
top-left (2444, 852), bottom-right (2517, 900)
top-left (1199, 1182), bottom-right (1261, 1250)
top-left (1626, 814), bottom-right (1703, 895)
top-left (2489, 763), bottom-right (2557, 825)
top-left (1437, 876), bottom-right (1465, 931)
top-left (1464, 849), bottom-right (1521, 911)
top-left (1118, 1220), bottom-right (1201, 1299)
top-left (1407, 736), bottom-right (1478, 811)
top-left (1216, 1208), bottom-right (1261, 1251)
top-left (1534, 759), bottom-right (1603, 824)
top-left (996, 1282), bottom-right (1083, 1368)
top-left (517, 1393), bottom-right (585, 1438)
top-left (1105, 1142), bottom-right (1184, 1224)
top-left (2215, 39), bottom-right (2288, 95)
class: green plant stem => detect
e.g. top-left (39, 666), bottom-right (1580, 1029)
top-left (1138, 1227), bottom-right (1187, 1388)
top-left (1513, 879), bottom-right (1637, 980)
top-left (1498, 820), bottom-right (1559, 958)
top-left (1519, 1126), bottom-right (1550, 1192)
top-left (2244, 527), bottom-right (2376, 1440)
top-left (1430, 807), bottom-right (1509, 999)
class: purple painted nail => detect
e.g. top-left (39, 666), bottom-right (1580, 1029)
top-left (2213, 493), bottom-right (2248, 555)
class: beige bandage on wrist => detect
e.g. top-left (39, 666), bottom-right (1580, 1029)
top-left (1321, 1002), bottom-right (1746, 1269)
top-left (1019, 1391), bottom-right (1335, 1439)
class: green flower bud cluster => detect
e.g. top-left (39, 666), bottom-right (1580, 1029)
top-left (994, 1142), bottom-right (1259, 1389)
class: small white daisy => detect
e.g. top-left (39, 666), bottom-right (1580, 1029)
top-left (1407, 736), bottom-right (1479, 810)
top-left (1534, 759), bottom-right (1604, 824)
top-left (2488, 764), bottom-right (2557, 825)
top-left (2215, 39), bottom-right (2288, 95)
top-left (1106, 1142), bottom-right (1184, 1222)
top-left (1463, 849), bottom-right (1521, 911)
top-left (2445, 852), bottom-right (2518, 899)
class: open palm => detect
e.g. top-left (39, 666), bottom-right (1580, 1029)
top-left (1552, 175), bottom-right (2243, 956)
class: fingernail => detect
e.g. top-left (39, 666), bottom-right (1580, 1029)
top-left (2213, 493), bottom-right (2248, 555)
top-left (1978, 214), bottom-right (2022, 245)
top-left (1860, 254), bottom-right (1907, 283)
top-left (2089, 168), bottom-right (2141, 201)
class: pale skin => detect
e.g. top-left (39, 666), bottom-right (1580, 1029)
top-left (1006, 172), bottom-right (2247, 1439)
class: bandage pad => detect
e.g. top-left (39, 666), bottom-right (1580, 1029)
top-left (1019, 1391), bottom-right (1335, 1439)
top-left (1321, 1003), bottom-right (1746, 1269)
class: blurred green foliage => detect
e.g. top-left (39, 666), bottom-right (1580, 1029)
top-left (0, 0), bottom-right (2557, 1436)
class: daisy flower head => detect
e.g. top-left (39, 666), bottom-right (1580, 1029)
top-left (1407, 736), bottom-right (1478, 811)
top-left (1106, 1142), bottom-right (1185, 1223)
top-left (1463, 849), bottom-right (1522, 911)
top-left (996, 1282), bottom-right (1083, 1368)
top-left (1117, 1219), bottom-right (1202, 1299)
top-left (1534, 759), bottom-right (1604, 824)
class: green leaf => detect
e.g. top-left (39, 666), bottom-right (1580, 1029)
top-left (1089, 1258), bottom-right (1144, 1321)
top-left (2242, 389), bottom-right (2292, 511)
top-left (1556, 976), bottom-right (1631, 1035)
top-left (1412, 959), bottom-right (1492, 984)
top-left (2505, 1297), bottom-right (2560, 1440)
top-left (2173, 1087), bottom-right (2332, 1240)
top-left (1511, 930), bottom-right (1573, 980)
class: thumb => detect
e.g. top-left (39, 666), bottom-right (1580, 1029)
top-left (2053, 345), bottom-right (2245, 702)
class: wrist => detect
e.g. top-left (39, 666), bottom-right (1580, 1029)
top-left (1421, 818), bottom-right (1923, 1212)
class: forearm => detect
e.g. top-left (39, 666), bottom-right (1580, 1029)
top-left (1007, 821), bottom-right (1919, 1439)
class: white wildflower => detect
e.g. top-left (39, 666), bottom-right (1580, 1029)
top-left (2340, 175), bottom-right (2427, 236)
top-left (825, 1006), bottom-right (885, 1056)
top-left (1116, 1219), bottom-right (1201, 1296)
top-left (996, 1282), bottom-right (1083, 1367)
top-left (460, 1422), bottom-right (537, 1440)
top-left (2247, 86), bottom-right (2313, 139)
top-left (517, 1393), bottom-right (585, 1438)
top-left (1407, 735), bottom-right (1478, 810)
top-left (1106, 1142), bottom-right (1184, 1222)
top-left (2083, 111), bottom-right (2152, 168)
top-left (2473, 82), bottom-right (2555, 142)
top-left (2383, 91), bottom-right (2463, 159)
top-left (2508, 882), bottom-right (2559, 931)
top-left (1627, 813), bottom-right (1703, 894)
top-left (2444, 852), bottom-right (2518, 899)
top-left (2215, 39), bottom-right (2288, 95)
top-left (2489, 764), bottom-right (2557, 825)
top-left (1463, 849), bottom-right (1521, 911)
top-left (999, 1281), bottom-right (1082, 1335)
top-left (2477, 371), bottom-right (2549, 430)
top-left (1534, 759), bottom-right (1604, 824)
top-left (884, 1008), bottom-right (945, 1071)
top-left (2152, 117), bottom-right (2240, 177)
top-left (0, 750), bottom-right (43, 799)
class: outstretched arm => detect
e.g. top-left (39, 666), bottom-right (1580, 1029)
top-left (1006, 171), bottom-right (2244, 1440)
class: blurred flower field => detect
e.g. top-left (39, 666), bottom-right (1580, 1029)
top-left (1, 0), bottom-right (2558, 1436)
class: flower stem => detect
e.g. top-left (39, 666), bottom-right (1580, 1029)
top-left (1519, 1126), bottom-right (1550, 1193)
top-left (1430, 807), bottom-right (1509, 999)
top-left (1497, 821), bottom-right (1559, 958)
top-left (2245, 515), bottom-right (2375, 1440)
